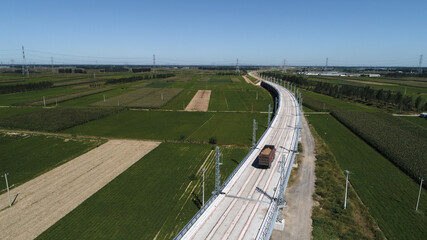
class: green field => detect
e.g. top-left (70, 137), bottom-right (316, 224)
top-left (163, 75), bottom-right (273, 111)
top-left (0, 107), bottom-right (122, 132)
top-left (398, 116), bottom-right (427, 128)
top-left (332, 111), bottom-right (427, 180)
top-left (0, 107), bottom-right (41, 117)
top-left (307, 114), bottom-right (427, 240)
top-left (0, 87), bottom-right (81, 106)
top-left (0, 133), bottom-right (104, 193)
top-left (92, 88), bottom-right (183, 108)
top-left (307, 75), bottom-right (427, 100)
top-left (59, 87), bottom-right (137, 107)
top-left (64, 110), bottom-right (267, 145)
top-left (301, 89), bottom-right (381, 112)
top-left (38, 143), bottom-right (249, 239)
top-left (209, 89), bottom-right (272, 112)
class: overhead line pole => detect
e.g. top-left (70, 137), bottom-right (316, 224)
top-left (3, 173), bottom-right (11, 207)
top-left (344, 170), bottom-right (350, 209)
top-left (416, 177), bottom-right (424, 211)
top-left (202, 168), bottom-right (206, 206)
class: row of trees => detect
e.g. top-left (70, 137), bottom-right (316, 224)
top-left (131, 68), bottom-right (151, 73)
top-left (216, 72), bottom-right (239, 76)
top-left (58, 68), bottom-right (87, 74)
top-left (105, 73), bottom-right (175, 85)
top-left (0, 81), bottom-right (53, 94)
top-left (262, 72), bottom-right (427, 111)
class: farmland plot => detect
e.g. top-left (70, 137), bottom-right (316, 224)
top-left (185, 90), bottom-right (211, 111)
top-left (15, 87), bottom-right (113, 106)
top-left (38, 143), bottom-right (249, 240)
top-left (307, 114), bottom-right (426, 240)
top-left (0, 107), bottom-right (122, 132)
top-left (92, 87), bottom-right (182, 108)
top-left (0, 132), bottom-right (104, 193)
top-left (0, 139), bottom-right (160, 239)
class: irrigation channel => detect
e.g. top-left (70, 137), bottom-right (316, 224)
top-left (175, 74), bottom-right (302, 239)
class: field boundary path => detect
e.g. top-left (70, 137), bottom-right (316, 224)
top-left (185, 90), bottom-right (211, 112)
top-left (242, 75), bottom-right (257, 86)
top-left (271, 115), bottom-right (316, 239)
top-left (0, 139), bottom-right (160, 240)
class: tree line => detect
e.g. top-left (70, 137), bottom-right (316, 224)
top-left (105, 73), bottom-right (175, 85)
top-left (0, 81), bottom-right (53, 94)
top-left (131, 68), bottom-right (151, 73)
top-left (58, 68), bottom-right (87, 74)
top-left (262, 72), bottom-right (427, 111)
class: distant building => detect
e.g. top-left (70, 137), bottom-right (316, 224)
top-left (368, 74), bottom-right (381, 77)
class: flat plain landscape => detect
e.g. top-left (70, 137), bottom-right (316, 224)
top-left (1, 67), bottom-right (426, 239)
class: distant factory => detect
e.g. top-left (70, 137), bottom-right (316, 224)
top-left (297, 71), bottom-right (381, 77)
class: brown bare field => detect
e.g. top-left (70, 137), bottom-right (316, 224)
top-left (185, 90), bottom-right (211, 112)
top-left (231, 78), bottom-right (241, 83)
top-left (0, 139), bottom-right (160, 240)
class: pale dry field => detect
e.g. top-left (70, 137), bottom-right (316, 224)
top-left (0, 139), bottom-right (160, 240)
top-left (185, 90), bottom-right (211, 112)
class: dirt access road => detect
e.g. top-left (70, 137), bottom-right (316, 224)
top-left (185, 90), bottom-right (211, 111)
top-left (272, 115), bottom-right (316, 239)
top-left (0, 139), bottom-right (160, 240)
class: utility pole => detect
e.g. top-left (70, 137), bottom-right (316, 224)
top-left (325, 57), bottom-right (328, 71)
top-left (282, 59), bottom-right (286, 73)
top-left (202, 168), bottom-right (206, 206)
top-left (22, 46), bottom-right (28, 77)
top-left (275, 97), bottom-right (278, 112)
top-left (2, 173), bottom-right (11, 207)
top-left (268, 104), bottom-right (271, 125)
top-left (103, 95), bottom-right (106, 102)
top-left (344, 170), bottom-right (350, 209)
top-left (214, 147), bottom-right (222, 195)
top-left (416, 177), bottom-right (424, 211)
top-left (51, 57), bottom-right (54, 73)
top-left (252, 119), bottom-right (258, 147)
top-left (419, 55), bottom-right (424, 73)
top-left (43, 96), bottom-right (46, 107)
top-left (153, 54), bottom-right (156, 76)
top-left (236, 58), bottom-right (240, 74)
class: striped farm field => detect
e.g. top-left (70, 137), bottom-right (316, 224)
top-left (92, 87), bottom-right (182, 108)
top-left (63, 110), bottom-right (268, 146)
top-left (38, 143), bottom-right (250, 239)
top-left (307, 114), bottom-right (427, 240)
top-left (0, 132), bottom-right (104, 193)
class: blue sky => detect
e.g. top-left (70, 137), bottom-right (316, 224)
top-left (1, 0), bottom-right (426, 66)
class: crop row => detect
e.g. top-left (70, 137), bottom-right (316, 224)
top-left (331, 110), bottom-right (427, 180)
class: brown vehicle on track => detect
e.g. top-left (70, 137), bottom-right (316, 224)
top-left (258, 145), bottom-right (276, 168)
